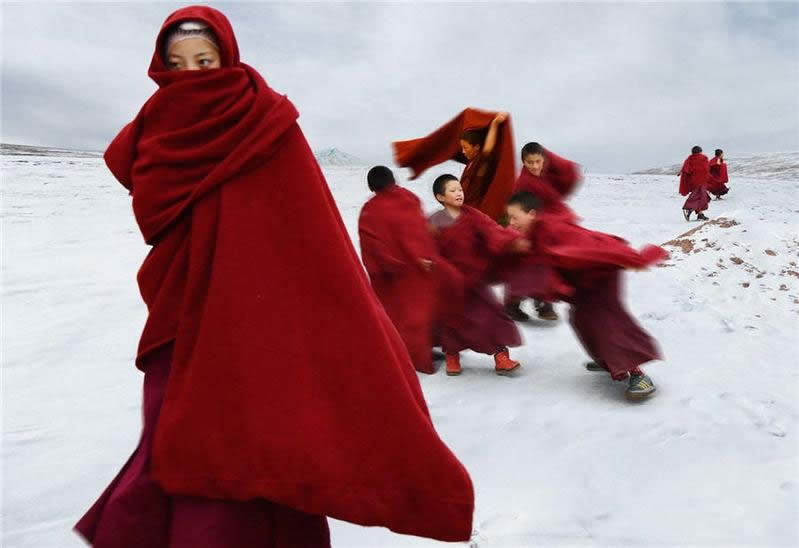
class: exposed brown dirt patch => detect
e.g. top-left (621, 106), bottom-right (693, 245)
top-left (664, 239), bottom-right (694, 254)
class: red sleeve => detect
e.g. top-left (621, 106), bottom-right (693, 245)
top-left (358, 206), bottom-right (410, 276)
top-left (679, 159), bottom-right (692, 196)
top-left (469, 208), bottom-right (520, 256)
top-left (538, 218), bottom-right (668, 271)
top-left (392, 189), bottom-right (437, 263)
top-left (543, 150), bottom-right (581, 198)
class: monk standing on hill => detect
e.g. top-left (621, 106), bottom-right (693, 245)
top-left (708, 148), bottom-right (730, 199)
top-left (679, 145), bottom-right (711, 221)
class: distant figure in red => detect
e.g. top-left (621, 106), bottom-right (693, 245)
top-left (358, 166), bottom-right (462, 374)
top-left (505, 142), bottom-right (583, 322)
top-left (708, 148), bottom-right (729, 199)
top-left (74, 7), bottom-right (474, 547)
top-left (428, 174), bottom-right (528, 377)
top-left (679, 145), bottom-right (711, 221)
top-left (506, 191), bottom-right (667, 401)
top-left (393, 108), bottom-right (516, 221)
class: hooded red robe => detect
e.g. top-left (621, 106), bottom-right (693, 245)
top-left (76, 6), bottom-right (473, 544)
top-left (708, 156), bottom-right (729, 197)
top-left (393, 108), bottom-right (516, 221)
top-left (515, 212), bottom-right (667, 378)
top-left (358, 184), bottom-right (464, 374)
top-left (679, 152), bottom-right (711, 212)
top-left (429, 207), bottom-right (522, 355)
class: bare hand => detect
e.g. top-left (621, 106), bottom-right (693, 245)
top-left (511, 238), bottom-right (531, 253)
top-left (418, 258), bottom-right (433, 271)
top-left (493, 112), bottom-right (508, 125)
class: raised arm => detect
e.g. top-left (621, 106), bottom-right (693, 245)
top-left (481, 112), bottom-right (508, 158)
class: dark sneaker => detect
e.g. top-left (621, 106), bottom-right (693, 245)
top-left (536, 302), bottom-right (558, 321)
top-left (697, 213), bottom-right (709, 221)
top-left (432, 349), bottom-right (446, 362)
top-left (626, 374), bottom-right (656, 401)
top-left (682, 208), bottom-right (692, 221)
top-left (585, 361), bottom-right (608, 372)
top-left (505, 301), bottom-right (530, 322)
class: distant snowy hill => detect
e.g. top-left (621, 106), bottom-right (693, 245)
top-left (313, 147), bottom-right (363, 166)
top-left (633, 151), bottom-right (799, 180)
top-left (1, 143), bottom-right (103, 159)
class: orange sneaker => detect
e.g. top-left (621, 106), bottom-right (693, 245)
top-left (494, 350), bottom-right (520, 375)
top-left (445, 353), bottom-right (462, 376)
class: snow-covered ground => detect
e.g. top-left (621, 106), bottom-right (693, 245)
top-left (2, 151), bottom-right (797, 547)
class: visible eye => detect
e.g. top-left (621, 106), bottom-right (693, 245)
top-left (198, 58), bottom-right (215, 67)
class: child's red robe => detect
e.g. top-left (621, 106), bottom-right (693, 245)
top-left (429, 206), bottom-right (522, 355)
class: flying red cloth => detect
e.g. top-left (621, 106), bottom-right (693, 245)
top-left (392, 108), bottom-right (516, 221)
top-left (102, 6), bottom-right (473, 541)
top-left (514, 149), bottom-right (581, 221)
top-left (679, 152), bottom-right (710, 196)
top-left (515, 211), bottom-right (669, 301)
top-left (358, 185), bottom-right (464, 374)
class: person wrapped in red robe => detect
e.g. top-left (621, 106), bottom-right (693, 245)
top-left (393, 108), bottom-right (516, 221)
top-left (428, 174), bottom-right (528, 376)
top-left (708, 148), bottom-right (730, 199)
top-left (358, 166), bottom-right (464, 374)
top-left (504, 142), bottom-right (583, 321)
top-left (679, 146), bottom-right (711, 221)
top-left (506, 191), bottom-right (668, 401)
top-left (75, 7), bottom-right (474, 547)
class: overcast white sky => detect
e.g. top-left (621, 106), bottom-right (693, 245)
top-left (2, 1), bottom-right (797, 172)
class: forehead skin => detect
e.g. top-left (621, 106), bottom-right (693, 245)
top-left (168, 37), bottom-right (219, 59)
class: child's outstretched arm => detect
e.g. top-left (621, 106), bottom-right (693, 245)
top-left (481, 112), bottom-right (508, 158)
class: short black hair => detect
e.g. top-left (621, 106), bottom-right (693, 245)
top-left (367, 165), bottom-right (395, 192)
top-left (460, 129), bottom-right (485, 146)
top-left (521, 142), bottom-right (545, 160)
top-left (507, 191), bottom-right (541, 212)
top-left (433, 174), bottom-right (459, 198)
top-left (692, 145), bottom-right (703, 154)
top-left (715, 149), bottom-right (723, 157)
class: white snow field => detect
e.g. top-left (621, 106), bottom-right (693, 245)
top-left (2, 149), bottom-right (797, 547)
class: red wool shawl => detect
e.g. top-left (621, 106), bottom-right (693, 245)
top-left (104, 6), bottom-right (473, 541)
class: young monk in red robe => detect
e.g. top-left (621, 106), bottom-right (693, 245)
top-left (393, 108), bottom-right (516, 221)
top-left (358, 166), bottom-right (463, 374)
top-left (708, 148), bottom-right (730, 199)
top-left (505, 142), bottom-right (583, 322)
top-left (679, 145), bottom-right (711, 221)
top-left (74, 7), bottom-right (474, 547)
top-left (506, 191), bottom-right (668, 400)
top-left (429, 174), bottom-right (529, 376)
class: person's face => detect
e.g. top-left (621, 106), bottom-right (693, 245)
top-left (460, 140), bottom-right (481, 161)
top-left (167, 38), bottom-right (221, 71)
top-left (523, 153), bottom-right (545, 177)
top-left (436, 180), bottom-right (464, 208)
top-left (506, 203), bottom-right (536, 232)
